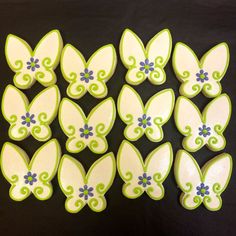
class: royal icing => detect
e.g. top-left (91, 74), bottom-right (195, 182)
top-left (58, 153), bottom-right (116, 213)
top-left (117, 85), bottom-right (175, 142)
top-left (1, 139), bottom-right (61, 201)
top-left (2, 85), bottom-right (60, 141)
top-left (172, 42), bottom-right (229, 98)
top-left (174, 94), bottom-right (231, 152)
top-left (117, 140), bottom-right (173, 200)
top-left (59, 97), bottom-right (116, 154)
top-left (174, 150), bottom-right (233, 211)
top-left (5, 30), bottom-right (63, 89)
top-left (120, 28), bottom-right (172, 85)
top-left (61, 44), bottom-right (117, 99)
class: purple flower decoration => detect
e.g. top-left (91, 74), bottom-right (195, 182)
top-left (79, 185), bottom-right (94, 200)
top-left (79, 124), bottom-right (93, 139)
top-left (199, 124), bottom-right (211, 137)
top-left (21, 112), bottom-right (36, 127)
top-left (138, 114), bottom-right (151, 128)
top-left (24, 171), bottom-right (37, 185)
top-left (196, 183), bottom-right (210, 197)
top-left (80, 68), bottom-right (94, 83)
top-left (138, 173), bottom-right (152, 188)
top-left (196, 69), bottom-right (208, 83)
top-left (139, 59), bottom-right (154, 74)
top-left (26, 57), bottom-right (40, 72)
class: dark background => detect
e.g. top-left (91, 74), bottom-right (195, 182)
top-left (0, 0), bottom-right (235, 235)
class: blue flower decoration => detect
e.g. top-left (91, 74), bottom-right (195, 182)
top-left (196, 183), bottom-right (210, 197)
top-left (79, 124), bottom-right (93, 139)
top-left (138, 114), bottom-right (151, 128)
top-left (138, 173), bottom-right (152, 188)
top-left (26, 57), bottom-right (40, 72)
top-left (199, 124), bottom-right (211, 137)
top-left (80, 68), bottom-right (94, 83)
top-left (79, 185), bottom-right (94, 200)
top-left (196, 69), bottom-right (209, 83)
top-left (24, 171), bottom-right (37, 185)
top-left (139, 59), bottom-right (154, 74)
top-left (21, 112), bottom-right (36, 127)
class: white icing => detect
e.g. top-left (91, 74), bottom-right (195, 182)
top-left (1, 139), bottom-right (60, 201)
top-left (175, 150), bottom-right (232, 210)
top-left (173, 42), bottom-right (229, 97)
top-left (2, 85), bottom-right (60, 141)
top-left (120, 29), bottom-right (146, 66)
top-left (59, 97), bottom-right (115, 153)
top-left (61, 44), bottom-right (116, 99)
top-left (118, 85), bottom-right (174, 142)
top-left (58, 153), bottom-right (115, 213)
top-left (175, 95), bottom-right (231, 152)
top-left (120, 29), bottom-right (172, 85)
top-left (117, 140), bottom-right (172, 200)
top-left (5, 30), bottom-right (62, 88)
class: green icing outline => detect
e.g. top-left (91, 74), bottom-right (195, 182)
top-left (1, 84), bottom-right (61, 141)
top-left (174, 150), bottom-right (233, 211)
top-left (119, 28), bottom-right (172, 85)
top-left (57, 152), bottom-right (116, 213)
top-left (0, 139), bottom-right (61, 201)
top-left (58, 97), bottom-right (116, 154)
top-left (117, 140), bottom-right (173, 200)
top-left (5, 29), bottom-right (63, 89)
top-left (60, 43), bottom-right (117, 99)
top-left (117, 84), bottom-right (175, 142)
top-left (172, 42), bottom-right (229, 98)
top-left (174, 94), bottom-right (231, 152)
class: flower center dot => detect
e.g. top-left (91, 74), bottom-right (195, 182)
top-left (143, 178), bottom-right (147, 183)
top-left (144, 65), bottom-right (150, 69)
top-left (84, 129), bottom-right (89, 134)
top-left (142, 119), bottom-right (147, 125)
top-left (201, 189), bottom-right (206, 194)
top-left (84, 190), bottom-right (88, 195)
top-left (84, 73), bottom-right (90, 78)
top-left (28, 176), bottom-right (33, 181)
top-left (200, 74), bottom-right (205, 79)
top-left (25, 117), bottom-right (31, 122)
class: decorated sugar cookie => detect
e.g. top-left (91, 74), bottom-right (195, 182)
top-left (1, 139), bottom-right (61, 201)
top-left (174, 94), bottom-right (231, 152)
top-left (172, 42), bottom-right (229, 98)
top-left (59, 97), bottom-right (116, 154)
top-left (174, 150), bottom-right (232, 211)
top-left (117, 140), bottom-right (173, 200)
top-left (61, 44), bottom-right (117, 99)
top-left (5, 30), bottom-right (63, 89)
top-left (117, 85), bottom-right (175, 142)
top-left (119, 28), bottom-right (172, 85)
top-left (58, 153), bottom-right (116, 213)
top-left (2, 85), bottom-right (60, 141)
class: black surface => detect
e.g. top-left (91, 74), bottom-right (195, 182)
top-left (0, 0), bottom-right (235, 235)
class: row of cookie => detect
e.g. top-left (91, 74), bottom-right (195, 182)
top-left (2, 85), bottom-right (231, 152)
top-left (1, 139), bottom-right (232, 212)
top-left (6, 29), bottom-right (229, 99)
